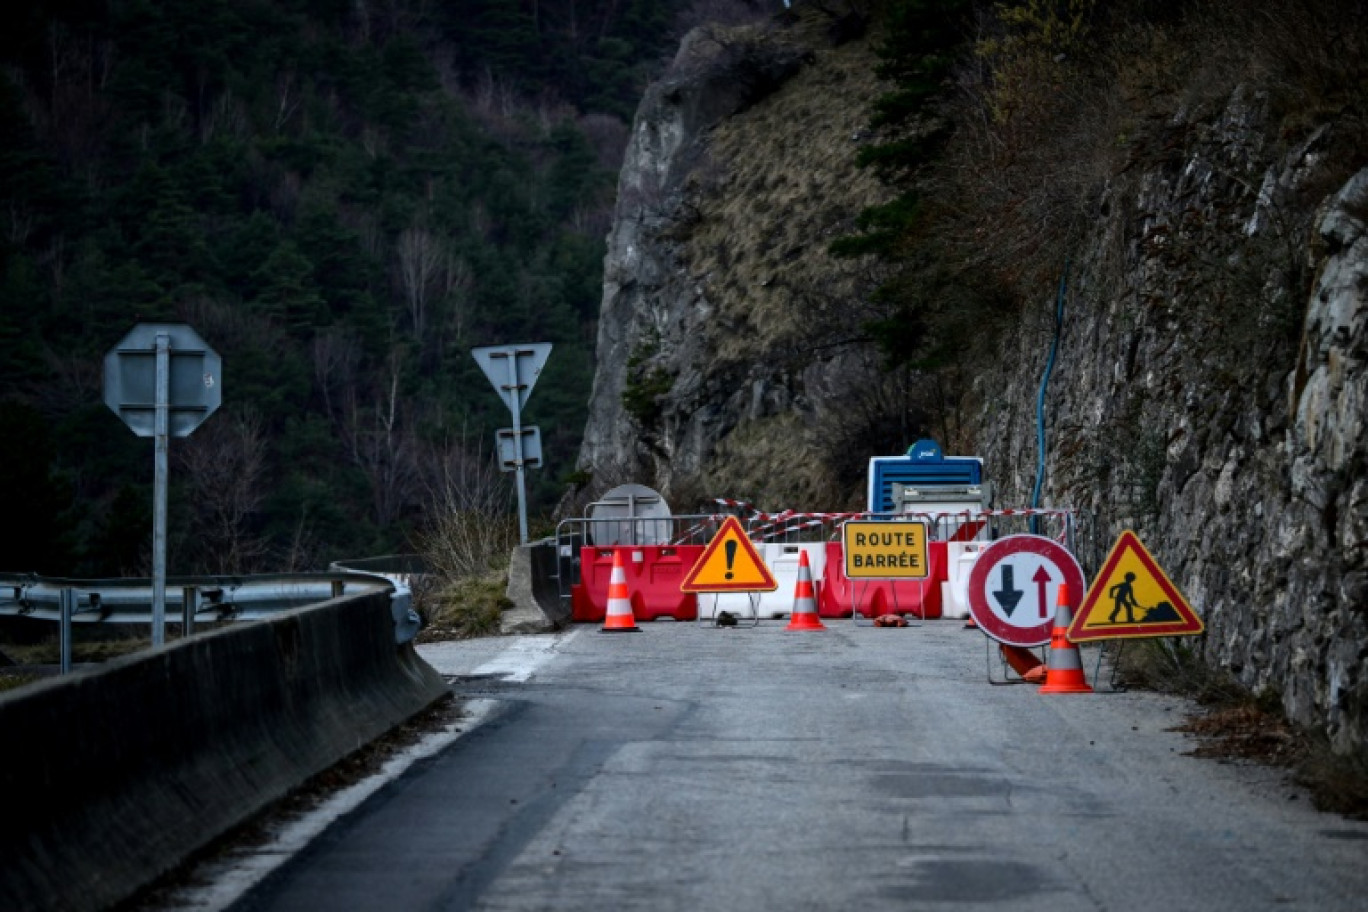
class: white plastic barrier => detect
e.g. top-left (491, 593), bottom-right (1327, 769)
top-left (940, 540), bottom-right (987, 619)
top-left (699, 542), bottom-right (828, 619)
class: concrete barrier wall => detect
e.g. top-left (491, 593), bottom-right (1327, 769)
top-left (503, 538), bottom-right (572, 633)
top-left (0, 591), bottom-right (449, 912)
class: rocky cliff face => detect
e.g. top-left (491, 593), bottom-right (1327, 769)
top-left (580, 13), bottom-right (1367, 756)
top-left (978, 87), bottom-right (1368, 755)
top-left (580, 9), bottom-right (892, 507)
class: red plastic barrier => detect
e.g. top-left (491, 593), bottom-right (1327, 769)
top-left (818, 541), bottom-right (947, 619)
top-left (570, 545), bottom-right (703, 622)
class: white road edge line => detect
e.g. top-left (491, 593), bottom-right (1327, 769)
top-left (162, 697), bottom-right (500, 911)
top-left (471, 627), bottom-right (581, 682)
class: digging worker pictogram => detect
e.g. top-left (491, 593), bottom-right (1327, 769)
top-left (1107, 572), bottom-right (1144, 624)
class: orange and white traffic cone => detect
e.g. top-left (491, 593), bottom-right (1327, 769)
top-left (1038, 583), bottom-right (1092, 694)
top-left (600, 549), bottom-right (640, 633)
top-left (785, 550), bottom-right (826, 631)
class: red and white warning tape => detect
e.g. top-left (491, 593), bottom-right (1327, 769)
top-left (690, 499), bottom-right (1079, 545)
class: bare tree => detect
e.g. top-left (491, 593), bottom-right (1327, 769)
top-left (273, 69), bottom-right (300, 133)
top-left (416, 433), bottom-right (517, 581)
top-left (278, 505), bottom-right (323, 573)
top-left (312, 327), bottom-right (360, 420)
top-left (341, 345), bottom-right (419, 528)
top-left (396, 226), bottom-right (475, 356)
top-left (438, 254), bottom-right (474, 352)
top-left (396, 226), bottom-right (444, 340)
top-left (177, 405), bottom-right (269, 574)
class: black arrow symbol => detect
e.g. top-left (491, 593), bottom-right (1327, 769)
top-left (994, 565), bottom-right (1024, 617)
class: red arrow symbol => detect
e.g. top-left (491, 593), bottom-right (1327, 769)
top-left (1033, 565), bottom-right (1053, 618)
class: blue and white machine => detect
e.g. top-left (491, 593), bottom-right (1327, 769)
top-left (867, 439), bottom-right (994, 619)
top-left (867, 439), bottom-right (991, 517)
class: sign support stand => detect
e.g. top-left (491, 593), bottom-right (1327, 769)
top-left (104, 322), bottom-right (222, 649)
top-left (504, 353), bottom-right (529, 545)
top-left (152, 332), bottom-right (170, 646)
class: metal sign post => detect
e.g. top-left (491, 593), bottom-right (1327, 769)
top-left (152, 332), bottom-right (170, 646)
top-left (104, 323), bottom-right (221, 646)
top-left (472, 343), bottom-right (551, 544)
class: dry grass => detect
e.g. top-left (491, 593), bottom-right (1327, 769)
top-left (418, 510), bottom-right (518, 582)
top-left (1119, 638), bottom-right (1368, 819)
top-left (0, 671), bottom-right (42, 693)
top-left (416, 575), bottom-right (511, 642)
top-left (936, 0), bottom-right (1368, 304)
top-left (3, 633), bottom-right (154, 666)
top-left (1297, 741), bottom-right (1368, 818)
top-left (702, 412), bottom-right (852, 509)
top-left (1115, 637), bottom-right (1247, 701)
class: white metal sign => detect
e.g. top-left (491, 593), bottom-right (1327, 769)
top-left (966, 534), bottom-right (1085, 647)
top-left (497, 426), bottom-right (542, 471)
top-left (472, 343), bottom-right (551, 412)
top-left (104, 323), bottom-right (221, 437)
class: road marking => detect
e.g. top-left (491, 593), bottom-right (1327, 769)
top-left (472, 628), bottom-right (580, 682)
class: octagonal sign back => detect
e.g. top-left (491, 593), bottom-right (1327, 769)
top-left (103, 323), bottom-right (222, 437)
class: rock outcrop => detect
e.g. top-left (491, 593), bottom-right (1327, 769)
top-left (580, 9), bottom-right (889, 507)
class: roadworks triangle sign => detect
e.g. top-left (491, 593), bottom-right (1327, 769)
top-left (1068, 530), bottom-right (1203, 642)
top-left (681, 515), bottom-right (778, 592)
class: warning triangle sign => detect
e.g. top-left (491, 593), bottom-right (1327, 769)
top-left (1069, 531), bottom-right (1203, 642)
top-left (681, 516), bottom-right (778, 592)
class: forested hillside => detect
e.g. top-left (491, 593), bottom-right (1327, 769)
top-left (0, 0), bottom-right (766, 576)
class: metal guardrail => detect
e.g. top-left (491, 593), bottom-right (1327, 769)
top-left (0, 571), bottom-right (421, 673)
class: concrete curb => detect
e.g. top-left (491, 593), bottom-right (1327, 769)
top-left (0, 591), bottom-right (449, 912)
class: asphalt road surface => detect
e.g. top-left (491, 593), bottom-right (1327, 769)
top-left (230, 622), bottom-right (1368, 911)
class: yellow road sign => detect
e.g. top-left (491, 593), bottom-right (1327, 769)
top-left (842, 520), bottom-right (929, 580)
top-left (1069, 531), bottom-right (1203, 642)
top-left (681, 516), bottom-right (778, 592)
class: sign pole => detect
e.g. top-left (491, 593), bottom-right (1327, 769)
top-left (472, 343), bottom-right (549, 545)
top-left (151, 332), bottom-right (170, 646)
top-left (105, 323), bottom-right (221, 648)
top-left (506, 354), bottom-right (529, 544)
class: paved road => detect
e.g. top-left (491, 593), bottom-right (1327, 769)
top-left (232, 622), bottom-right (1368, 911)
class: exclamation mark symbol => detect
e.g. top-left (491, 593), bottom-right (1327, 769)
top-left (724, 539), bottom-right (737, 580)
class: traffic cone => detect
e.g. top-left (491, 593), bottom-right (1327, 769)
top-left (1038, 583), bottom-right (1092, 693)
top-left (785, 550), bottom-right (826, 631)
top-left (600, 549), bottom-right (640, 633)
